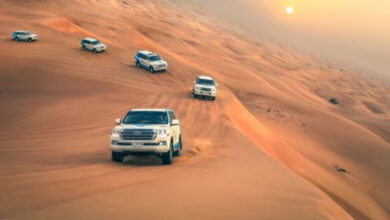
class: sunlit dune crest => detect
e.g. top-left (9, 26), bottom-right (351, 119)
top-left (0, 0), bottom-right (390, 220)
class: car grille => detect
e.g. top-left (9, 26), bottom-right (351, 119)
top-left (120, 129), bottom-right (156, 140)
top-left (201, 87), bottom-right (211, 92)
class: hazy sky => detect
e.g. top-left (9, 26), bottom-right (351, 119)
top-left (180, 0), bottom-right (390, 80)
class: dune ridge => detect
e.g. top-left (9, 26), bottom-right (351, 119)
top-left (0, 0), bottom-right (389, 219)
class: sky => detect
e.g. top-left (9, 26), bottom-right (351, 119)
top-left (180, 0), bottom-right (390, 80)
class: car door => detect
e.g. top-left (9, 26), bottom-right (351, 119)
top-left (24, 32), bottom-right (30, 40)
top-left (139, 54), bottom-right (148, 67)
top-left (85, 40), bottom-right (92, 50)
top-left (21, 32), bottom-right (27, 40)
top-left (138, 54), bottom-right (144, 66)
top-left (169, 111), bottom-right (180, 147)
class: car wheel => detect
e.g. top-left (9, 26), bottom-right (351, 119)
top-left (192, 91), bottom-right (197, 99)
top-left (136, 61), bottom-right (141, 68)
top-left (211, 97), bottom-right (216, 101)
top-left (15, 37), bottom-right (19, 41)
top-left (93, 48), bottom-right (97, 53)
top-left (173, 137), bottom-right (182, 157)
top-left (28, 38), bottom-right (32, 42)
top-left (82, 45), bottom-right (86, 50)
top-left (149, 66), bottom-right (155, 73)
top-left (112, 151), bottom-right (123, 162)
top-left (162, 141), bottom-right (173, 165)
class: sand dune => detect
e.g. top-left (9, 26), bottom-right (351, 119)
top-left (0, 0), bottom-right (389, 219)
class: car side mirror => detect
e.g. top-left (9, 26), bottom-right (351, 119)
top-left (115, 118), bottom-right (121, 125)
top-left (171, 119), bottom-right (180, 126)
top-left (193, 81), bottom-right (196, 84)
top-left (215, 83), bottom-right (219, 86)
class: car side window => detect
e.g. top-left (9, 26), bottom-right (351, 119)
top-left (171, 112), bottom-right (177, 120)
top-left (168, 112), bottom-right (174, 124)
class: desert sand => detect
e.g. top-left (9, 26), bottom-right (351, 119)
top-left (0, 0), bottom-right (389, 219)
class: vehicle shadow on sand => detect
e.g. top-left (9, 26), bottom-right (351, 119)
top-left (125, 63), bottom-right (169, 74)
top-left (121, 155), bottom-right (165, 166)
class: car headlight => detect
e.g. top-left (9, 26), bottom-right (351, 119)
top-left (155, 129), bottom-right (169, 137)
top-left (112, 128), bottom-right (122, 135)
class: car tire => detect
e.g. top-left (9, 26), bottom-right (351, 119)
top-left (192, 91), bottom-right (197, 99)
top-left (112, 151), bottom-right (123, 162)
top-left (93, 48), bottom-right (97, 53)
top-left (28, 38), bottom-right (32, 42)
top-left (15, 37), bottom-right (19, 41)
top-left (136, 61), bottom-right (141, 68)
top-left (173, 137), bottom-right (182, 157)
top-left (211, 97), bottom-right (216, 101)
top-left (82, 45), bottom-right (86, 50)
top-left (149, 66), bottom-right (155, 73)
top-left (162, 141), bottom-right (173, 165)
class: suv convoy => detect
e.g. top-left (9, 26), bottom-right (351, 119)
top-left (110, 109), bottom-right (182, 165)
top-left (11, 31), bottom-right (38, 42)
top-left (135, 51), bottom-right (168, 73)
top-left (192, 76), bottom-right (218, 100)
top-left (81, 38), bottom-right (107, 53)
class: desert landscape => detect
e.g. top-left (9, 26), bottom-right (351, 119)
top-left (0, 0), bottom-right (390, 219)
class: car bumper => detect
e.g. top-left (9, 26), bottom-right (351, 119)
top-left (194, 90), bottom-right (216, 97)
top-left (96, 48), bottom-right (106, 52)
top-left (153, 66), bottom-right (168, 71)
top-left (110, 136), bottom-right (170, 153)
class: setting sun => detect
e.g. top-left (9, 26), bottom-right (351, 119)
top-left (286, 6), bottom-right (294, 14)
top-left (2, 1), bottom-right (390, 220)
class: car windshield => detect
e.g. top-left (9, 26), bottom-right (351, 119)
top-left (196, 78), bottom-right (215, 85)
top-left (122, 111), bottom-right (168, 124)
top-left (91, 40), bottom-right (101, 45)
top-left (148, 56), bottom-right (161, 61)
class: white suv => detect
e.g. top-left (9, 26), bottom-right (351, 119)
top-left (134, 51), bottom-right (168, 73)
top-left (11, 31), bottom-right (38, 42)
top-left (81, 38), bottom-right (107, 53)
top-left (110, 109), bottom-right (182, 165)
top-left (192, 76), bottom-right (218, 101)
